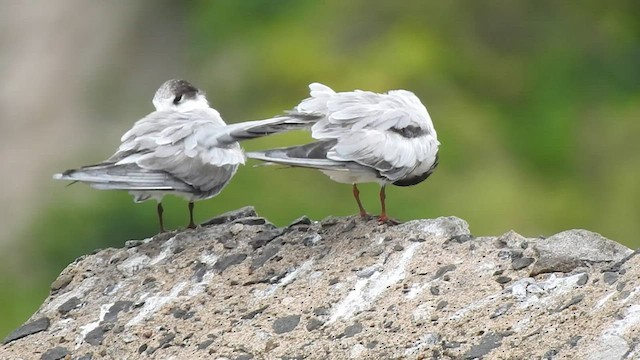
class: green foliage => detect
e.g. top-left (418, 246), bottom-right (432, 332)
top-left (2, 1), bottom-right (639, 337)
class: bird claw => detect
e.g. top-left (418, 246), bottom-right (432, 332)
top-left (377, 216), bottom-right (401, 225)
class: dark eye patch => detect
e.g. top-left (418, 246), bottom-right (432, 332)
top-left (173, 95), bottom-right (183, 105)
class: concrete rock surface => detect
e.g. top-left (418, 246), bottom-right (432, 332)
top-left (1, 207), bottom-right (638, 360)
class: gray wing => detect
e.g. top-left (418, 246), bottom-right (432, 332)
top-left (294, 83), bottom-right (437, 142)
top-left (267, 83), bottom-right (440, 182)
top-left (110, 108), bottom-right (244, 193)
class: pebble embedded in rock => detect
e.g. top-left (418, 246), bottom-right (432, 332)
top-left (393, 244), bottom-right (404, 251)
top-left (273, 315), bottom-right (301, 334)
top-left (495, 276), bottom-right (512, 284)
top-left (197, 339), bottom-right (214, 350)
top-left (249, 229), bottom-right (284, 249)
top-left (241, 305), bottom-right (269, 320)
top-left (342, 322), bottom-right (363, 338)
top-left (433, 264), bottom-right (456, 280)
top-left (2, 317), bottom-right (50, 344)
top-left (104, 300), bottom-right (132, 323)
top-left (512, 257), bottom-right (535, 270)
top-left (603, 272), bottom-right (619, 285)
top-left (40, 346), bottom-right (70, 360)
top-left (229, 223), bottom-right (245, 235)
top-left (202, 206), bottom-right (258, 225)
top-left (50, 274), bottom-right (73, 292)
top-left (85, 325), bottom-right (107, 346)
top-left (57, 297), bottom-right (81, 315)
top-left (236, 352), bottom-right (254, 360)
top-left (465, 332), bottom-right (504, 359)
top-left (213, 253), bottom-right (247, 272)
top-left (251, 244), bottom-right (282, 270)
top-left (555, 294), bottom-right (584, 312)
top-left (306, 318), bottom-right (324, 332)
top-left (577, 273), bottom-right (589, 286)
top-left (288, 216), bottom-right (312, 227)
top-left (490, 303), bottom-right (513, 319)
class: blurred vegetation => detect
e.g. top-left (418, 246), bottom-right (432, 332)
top-left (2, 0), bottom-right (639, 337)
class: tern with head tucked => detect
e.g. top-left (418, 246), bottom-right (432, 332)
top-left (247, 83), bottom-right (440, 223)
top-left (54, 79), bottom-right (315, 232)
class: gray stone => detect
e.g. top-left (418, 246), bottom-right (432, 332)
top-left (577, 273), bottom-right (589, 286)
top-left (512, 257), bottom-right (535, 270)
top-left (465, 332), bottom-right (504, 359)
top-left (104, 301), bottom-right (132, 322)
top-left (249, 229), bottom-right (284, 249)
top-left (287, 216), bottom-right (312, 227)
top-left (197, 339), bottom-right (214, 350)
top-left (251, 244), bottom-right (282, 270)
top-left (555, 294), bottom-right (584, 312)
top-left (490, 303), bottom-right (513, 319)
top-left (40, 347), bottom-right (69, 360)
top-left (306, 318), bottom-right (324, 332)
top-left (213, 253), bottom-right (247, 272)
top-left (342, 322), bottom-right (363, 338)
top-left (603, 272), bottom-right (619, 285)
top-left (272, 315), bottom-right (301, 334)
top-left (202, 206), bottom-right (257, 225)
top-left (433, 264), bottom-right (456, 280)
top-left (241, 306), bottom-right (269, 320)
top-left (85, 325), bottom-right (107, 346)
top-left (58, 297), bottom-right (81, 315)
top-left (531, 229), bottom-right (632, 275)
top-left (50, 274), bottom-right (73, 292)
top-left (2, 317), bottom-right (50, 344)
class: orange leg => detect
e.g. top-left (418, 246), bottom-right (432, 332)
top-left (378, 186), bottom-right (389, 223)
top-left (352, 184), bottom-right (367, 217)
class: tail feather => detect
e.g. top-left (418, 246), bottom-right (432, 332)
top-left (53, 164), bottom-right (193, 192)
top-left (247, 143), bottom-right (348, 172)
top-left (218, 112), bottom-right (322, 144)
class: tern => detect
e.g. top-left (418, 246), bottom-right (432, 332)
top-left (247, 83), bottom-right (440, 223)
top-left (54, 79), bottom-right (315, 231)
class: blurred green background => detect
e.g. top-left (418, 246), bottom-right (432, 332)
top-left (1, 0), bottom-right (639, 337)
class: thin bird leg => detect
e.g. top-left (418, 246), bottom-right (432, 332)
top-left (187, 202), bottom-right (196, 229)
top-left (352, 184), bottom-right (367, 217)
top-left (157, 202), bottom-right (165, 233)
top-left (378, 186), bottom-right (389, 223)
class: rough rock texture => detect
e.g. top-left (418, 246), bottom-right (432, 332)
top-left (1, 207), bottom-right (638, 359)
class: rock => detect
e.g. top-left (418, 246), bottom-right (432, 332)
top-left (0, 209), bottom-right (637, 359)
top-left (531, 229), bottom-right (632, 275)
